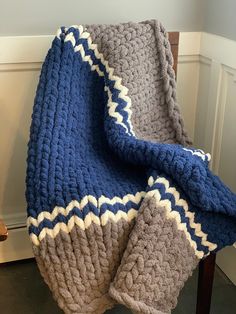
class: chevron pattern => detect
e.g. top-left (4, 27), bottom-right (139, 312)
top-left (59, 25), bottom-right (135, 136)
top-left (28, 176), bottom-right (216, 258)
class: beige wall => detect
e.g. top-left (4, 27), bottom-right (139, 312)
top-left (0, 0), bottom-right (204, 35)
top-left (203, 0), bottom-right (236, 41)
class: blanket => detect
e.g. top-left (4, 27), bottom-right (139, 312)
top-left (26, 20), bottom-right (236, 314)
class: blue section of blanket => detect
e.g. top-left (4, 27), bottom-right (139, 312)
top-left (26, 26), bottom-right (236, 255)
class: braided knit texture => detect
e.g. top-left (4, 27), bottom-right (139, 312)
top-left (26, 21), bottom-right (236, 314)
top-left (86, 21), bottom-right (190, 145)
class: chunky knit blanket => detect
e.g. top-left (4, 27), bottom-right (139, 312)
top-left (26, 20), bottom-right (236, 314)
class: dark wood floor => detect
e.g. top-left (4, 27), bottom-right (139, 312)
top-left (0, 259), bottom-right (235, 314)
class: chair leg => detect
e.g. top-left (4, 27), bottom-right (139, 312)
top-left (196, 253), bottom-right (216, 314)
top-left (0, 219), bottom-right (8, 241)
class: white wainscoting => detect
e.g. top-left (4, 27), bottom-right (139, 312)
top-left (0, 32), bottom-right (235, 284)
top-left (192, 33), bottom-right (236, 285)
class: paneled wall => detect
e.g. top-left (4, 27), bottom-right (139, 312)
top-left (0, 63), bottom-right (41, 262)
top-left (193, 33), bottom-right (236, 284)
top-left (0, 32), bottom-right (236, 284)
top-left (194, 33), bottom-right (236, 174)
top-left (177, 32), bottom-right (201, 140)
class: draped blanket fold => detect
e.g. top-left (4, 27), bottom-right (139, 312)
top-left (26, 20), bottom-right (236, 314)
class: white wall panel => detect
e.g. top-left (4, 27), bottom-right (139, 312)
top-left (177, 56), bottom-right (199, 140)
top-left (0, 64), bottom-right (40, 227)
top-left (194, 58), bottom-right (212, 150)
top-left (218, 67), bottom-right (236, 192)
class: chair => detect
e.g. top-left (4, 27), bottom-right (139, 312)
top-left (0, 32), bottom-right (216, 314)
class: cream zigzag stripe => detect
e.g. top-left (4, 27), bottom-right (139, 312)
top-left (105, 86), bottom-right (129, 134)
top-left (62, 26), bottom-right (134, 136)
top-left (80, 30), bottom-right (134, 135)
top-left (27, 191), bottom-right (146, 228)
top-left (148, 176), bottom-right (217, 252)
top-left (144, 189), bottom-right (204, 259)
top-left (29, 208), bottom-right (138, 246)
top-left (28, 177), bottom-right (216, 257)
top-left (183, 148), bottom-right (211, 162)
top-left (29, 187), bottom-right (204, 258)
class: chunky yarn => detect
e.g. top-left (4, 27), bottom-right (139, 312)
top-left (26, 21), bottom-right (236, 314)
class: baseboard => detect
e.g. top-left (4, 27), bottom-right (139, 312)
top-left (0, 227), bottom-right (33, 263)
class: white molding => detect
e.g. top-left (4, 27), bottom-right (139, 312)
top-left (0, 62), bottom-right (41, 71)
top-left (1, 32), bottom-right (235, 66)
top-left (0, 32), bottom-right (201, 65)
top-left (178, 55), bottom-right (211, 66)
top-left (178, 55), bottom-right (200, 64)
top-left (0, 212), bottom-right (27, 229)
top-left (199, 55), bottom-right (212, 66)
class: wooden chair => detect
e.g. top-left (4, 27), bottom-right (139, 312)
top-left (0, 32), bottom-right (215, 314)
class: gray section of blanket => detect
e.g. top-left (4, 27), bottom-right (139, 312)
top-left (33, 199), bottom-right (199, 314)
top-left (109, 197), bottom-right (199, 314)
top-left (32, 219), bottom-right (135, 314)
top-left (87, 20), bottom-right (191, 145)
